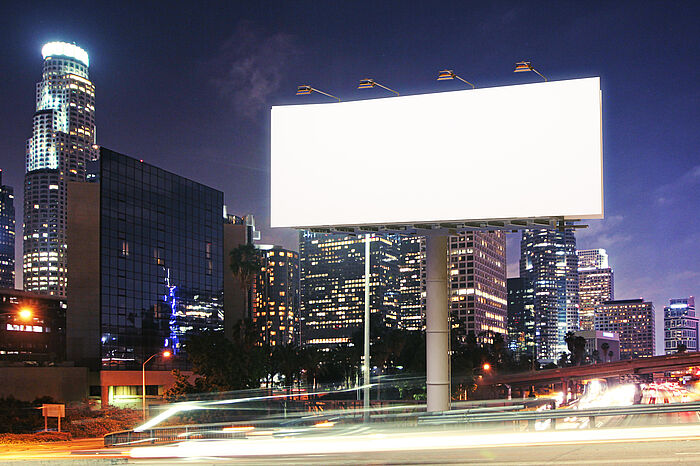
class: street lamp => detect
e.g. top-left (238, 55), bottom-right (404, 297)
top-left (437, 69), bottom-right (475, 89)
top-left (358, 79), bottom-right (399, 96)
top-left (296, 85), bottom-right (340, 102)
top-left (18, 308), bottom-right (33, 321)
top-left (142, 350), bottom-right (171, 420)
top-left (482, 362), bottom-right (491, 372)
top-left (514, 61), bottom-right (547, 81)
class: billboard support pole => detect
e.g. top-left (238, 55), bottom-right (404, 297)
top-left (363, 234), bottom-right (371, 422)
top-left (426, 233), bottom-right (450, 412)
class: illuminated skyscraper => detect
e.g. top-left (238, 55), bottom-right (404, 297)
top-left (577, 248), bottom-right (614, 331)
top-left (507, 277), bottom-right (535, 361)
top-left (664, 297), bottom-right (697, 354)
top-left (24, 42), bottom-right (97, 296)
top-left (299, 232), bottom-right (400, 348)
top-left (596, 299), bottom-right (655, 359)
top-left (253, 246), bottom-right (300, 346)
top-left (520, 229), bottom-right (579, 360)
top-left (399, 236), bottom-right (425, 331)
top-left (449, 232), bottom-right (507, 342)
top-left (0, 171), bottom-right (15, 288)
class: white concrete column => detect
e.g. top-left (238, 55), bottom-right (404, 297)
top-left (426, 234), bottom-right (450, 412)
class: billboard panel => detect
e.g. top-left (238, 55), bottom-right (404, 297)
top-left (271, 77), bottom-right (602, 228)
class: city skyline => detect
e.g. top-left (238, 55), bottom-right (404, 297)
top-left (0, 1), bottom-right (697, 327)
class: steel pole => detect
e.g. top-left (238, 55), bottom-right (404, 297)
top-left (363, 234), bottom-right (371, 421)
top-left (426, 234), bottom-right (450, 412)
top-left (142, 362), bottom-right (146, 420)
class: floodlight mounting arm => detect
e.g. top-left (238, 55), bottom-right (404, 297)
top-left (453, 74), bottom-right (476, 89)
top-left (374, 82), bottom-right (400, 96)
top-left (530, 66), bottom-right (548, 82)
top-left (312, 87), bottom-right (341, 102)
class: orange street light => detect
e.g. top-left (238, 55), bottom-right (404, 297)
top-left (437, 69), bottom-right (475, 89)
top-left (18, 308), bottom-right (33, 321)
top-left (482, 363), bottom-right (491, 371)
top-left (358, 79), bottom-right (399, 96)
top-left (142, 349), bottom-right (172, 420)
top-left (514, 61), bottom-right (547, 81)
top-left (296, 85), bottom-right (340, 102)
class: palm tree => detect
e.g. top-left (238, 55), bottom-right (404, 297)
top-left (229, 243), bottom-right (261, 320)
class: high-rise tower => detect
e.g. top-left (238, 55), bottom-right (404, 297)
top-left (0, 170), bottom-right (15, 288)
top-left (24, 42), bottom-right (97, 296)
top-left (520, 229), bottom-right (579, 360)
top-left (577, 248), bottom-right (614, 330)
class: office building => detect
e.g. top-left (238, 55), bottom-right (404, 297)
top-left (0, 171), bottom-right (15, 288)
top-left (253, 246), bottom-right (300, 346)
top-left (449, 232), bottom-right (507, 342)
top-left (398, 235), bottom-right (425, 331)
top-left (66, 147), bottom-right (224, 370)
top-left (664, 297), bottom-right (698, 354)
top-left (596, 299), bottom-right (655, 359)
top-left (507, 277), bottom-right (535, 361)
top-left (577, 249), bottom-right (614, 331)
top-left (573, 330), bottom-right (620, 363)
top-left (0, 289), bottom-right (66, 362)
top-left (24, 42), bottom-right (97, 297)
top-left (299, 232), bottom-right (400, 348)
top-left (520, 229), bottom-right (579, 360)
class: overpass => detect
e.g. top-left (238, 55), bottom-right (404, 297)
top-left (481, 352), bottom-right (700, 389)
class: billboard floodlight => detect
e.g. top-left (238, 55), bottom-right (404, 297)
top-left (296, 85), bottom-right (340, 101)
top-left (514, 61), bottom-right (547, 81)
top-left (437, 69), bottom-right (475, 89)
top-left (358, 79), bottom-right (399, 96)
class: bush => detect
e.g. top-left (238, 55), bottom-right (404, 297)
top-left (0, 431), bottom-right (71, 444)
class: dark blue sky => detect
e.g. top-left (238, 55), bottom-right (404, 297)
top-left (1, 1), bottom-right (698, 325)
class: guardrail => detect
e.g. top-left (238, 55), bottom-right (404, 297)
top-left (418, 400), bottom-right (700, 428)
top-left (105, 400), bottom-right (700, 446)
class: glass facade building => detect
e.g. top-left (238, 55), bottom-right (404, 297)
top-left (0, 289), bottom-right (66, 362)
top-left (69, 148), bottom-right (224, 370)
top-left (520, 229), bottom-right (579, 361)
top-left (398, 236), bottom-right (425, 331)
top-left (507, 277), bottom-right (535, 361)
top-left (449, 231), bottom-right (507, 343)
top-left (664, 297), bottom-right (698, 354)
top-left (0, 171), bottom-right (15, 289)
top-left (24, 42), bottom-right (97, 297)
top-left (596, 299), bottom-right (655, 359)
top-left (253, 246), bottom-right (300, 346)
top-left (299, 232), bottom-right (400, 348)
top-left (577, 249), bottom-right (614, 331)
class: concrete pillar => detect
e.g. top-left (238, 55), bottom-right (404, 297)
top-left (426, 234), bottom-right (450, 412)
top-left (101, 384), bottom-right (110, 409)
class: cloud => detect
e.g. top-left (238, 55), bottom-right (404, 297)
top-left (576, 214), bottom-right (631, 248)
top-left (653, 164), bottom-right (700, 206)
top-left (212, 21), bottom-right (298, 120)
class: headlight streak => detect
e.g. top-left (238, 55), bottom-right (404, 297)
top-left (130, 424), bottom-right (700, 459)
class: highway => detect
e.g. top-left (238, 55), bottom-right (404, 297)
top-left (4, 381), bottom-right (700, 464)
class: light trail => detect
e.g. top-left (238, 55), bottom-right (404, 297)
top-left (130, 424), bottom-right (700, 459)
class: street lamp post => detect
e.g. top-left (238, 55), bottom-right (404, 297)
top-left (142, 350), bottom-right (171, 420)
top-left (437, 69), bottom-right (476, 88)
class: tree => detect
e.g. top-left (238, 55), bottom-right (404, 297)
top-left (677, 343), bottom-right (688, 354)
top-left (601, 342), bottom-right (610, 362)
top-left (572, 336), bottom-right (587, 366)
top-left (229, 244), bottom-right (261, 319)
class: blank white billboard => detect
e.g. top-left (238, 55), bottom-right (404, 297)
top-left (271, 77), bottom-right (602, 228)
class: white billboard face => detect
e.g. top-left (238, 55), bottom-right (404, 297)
top-left (271, 77), bottom-right (602, 228)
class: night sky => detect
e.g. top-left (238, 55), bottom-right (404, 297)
top-left (1, 1), bottom-right (698, 348)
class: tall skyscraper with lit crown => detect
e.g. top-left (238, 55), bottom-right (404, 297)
top-left (24, 42), bottom-right (97, 296)
top-left (577, 248), bottom-right (614, 331)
